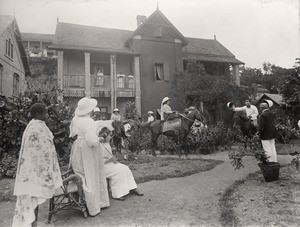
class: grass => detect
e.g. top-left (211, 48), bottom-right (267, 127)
top-left (0, 155), bottom-right (223, 202)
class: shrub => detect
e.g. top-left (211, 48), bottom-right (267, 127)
top-left (157, 135), bottom-right (178, 155)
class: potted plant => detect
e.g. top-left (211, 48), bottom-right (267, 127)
top-left (228, 133), bottom-right (281, 182)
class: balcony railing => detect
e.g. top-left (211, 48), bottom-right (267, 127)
top-left (63, 74), bottom-right (85, 88)
top-left (91, 74), bottom-right (111, 90)
top-left (116, 75), bottom-right (135, 89)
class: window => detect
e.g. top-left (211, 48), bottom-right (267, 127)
top-left (13, 73), bottom-right (20, 96)
top-left (154, 63), bottom-right (164, 81)
top-left (5, 38), bottom-right (13, 59)
top-left (154, 26), bottom-right (163, 38)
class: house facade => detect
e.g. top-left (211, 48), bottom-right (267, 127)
top-left (50, 9), bottom-right (243, 118)
top-left (0, 15), bottom-right (30, 97)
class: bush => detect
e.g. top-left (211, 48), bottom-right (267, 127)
top-left (0, 94), bottom-right (74, 179)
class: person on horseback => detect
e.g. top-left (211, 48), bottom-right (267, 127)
top-left (147, 111), bottom-right (155, 123)
top-left (161, 97), bottom-right (173, 121)
top-left (231, 99), bottom-right (259, 126)
top-left (111, 108), bottom-right (122, 122)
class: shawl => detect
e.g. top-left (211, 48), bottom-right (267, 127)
top-left (14, 119), bottom-right (62, 198)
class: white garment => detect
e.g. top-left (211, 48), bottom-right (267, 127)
top-left (234, 105), bottom-right (259, 120)
top-left (161, 104), bottom-right (172, 120)
top-left (69, 115), bottom-right (110, 216)
top-left (261, 139), bottom-right (277, 162)
top-left (147, 115), bottom-right (154, 123)
top-left (100, 142), bottom-right (137, 198)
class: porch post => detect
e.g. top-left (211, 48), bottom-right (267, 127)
top-left (232, 64), bottom-right (240, 86)
top-left (110, 54), bottom-right (117, 110)
top-left (134, 56), bottom-right (141, 116)
top-left (84, 52), bottom-right (91, 97)
top-left (57, 50), bottom-right (64, 102)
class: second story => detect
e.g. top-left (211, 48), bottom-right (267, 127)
top-left (0, 15), bottom-right (30, 97)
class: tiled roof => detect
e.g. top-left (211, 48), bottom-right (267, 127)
top-left (183, 38), bottom-right (244, 64)
top-left (21, 33), bottom-right (55, 42)
top-left (0, 15), bottom-right (14, 34)
top-left (50, 22), bottom-right (135, 54)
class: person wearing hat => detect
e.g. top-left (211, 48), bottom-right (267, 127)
top-left (230, 100), bottom-right (259, 126)
top-left (12, 103), bottom-right (63, 227)
top-left (258, 99), bottom-right (277, 162)
top-left (147, 111), bottom-right (155, 123)
top-left (161, 97), bottom-right (173, 121)
top-left (111, 108), bottom-right (122, 122)
top-left (69, 97), bottom-right (110, 216)
top-left (92, 107), bottom-right (101, 121)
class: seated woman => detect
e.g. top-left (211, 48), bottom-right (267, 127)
top-left (99, 127), bottom-right (144, 201)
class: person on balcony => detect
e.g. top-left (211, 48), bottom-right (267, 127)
top-left (99, 127), bottom-right (144, 201)
top-left (111, 108), bottom-right (122, 122)
top-left (12, 103), bottom-right (63, 227)
top-left (69, 97), bottom-right (110, 216)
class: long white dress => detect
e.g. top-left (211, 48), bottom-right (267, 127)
top-left (13, 119), bottom-right (62, 227)
top-left (100, 142), bottom-right (137, 199)
top-left (69, 115), bottom-right (110, 216)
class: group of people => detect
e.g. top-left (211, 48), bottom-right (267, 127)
top-left (229, 99), bottom-right (278, 163)
top-left (12, 98), bottom-right (143, 227)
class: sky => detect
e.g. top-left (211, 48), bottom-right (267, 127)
top-left (0, 0), bottom-right (298, 69)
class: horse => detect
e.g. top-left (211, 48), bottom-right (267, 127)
top-left (232, 111), bottom-right (257, 148)
top-left (111, 120), bottom-right (132, 154)
top-left (148, 109), bottom-right (205, 157)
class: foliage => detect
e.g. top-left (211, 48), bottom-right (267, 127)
top-left (0, 94), bottom-right (73, 179)
top-left (126, 120), bottom-right (151, 153)
top-left (157, 136), bottom-right (179, 155)
top-left (171, 61), bottom-right (255, 121)
top-left (122, 100), bottom-right (139, 121)
top-left (228, 134), bottom-right (269, 170)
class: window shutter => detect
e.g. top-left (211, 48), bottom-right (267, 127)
top-left (164, 63), bottom-right (170, 81)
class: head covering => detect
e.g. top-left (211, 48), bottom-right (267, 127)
top-left (188, 106), bottom-right (196, 111)
top-left (75, 97), bottom-right (98, 116)
top-left (262, 99), bottom-right (273, 108)
top-left (148, 111), bottom-right (154, 114)
top-left (94, 107), bottom-right (100, 112)
top-left (162, 97), bottom-right (171, 105)
top-left (113, 108), bottom-right (119, 113)
top-left (227, 102), bottom-right (234, 109)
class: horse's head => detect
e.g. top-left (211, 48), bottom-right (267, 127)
top-left (187, 109), bottom-right (206, 125)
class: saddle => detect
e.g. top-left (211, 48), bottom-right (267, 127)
top-left (162, 118), bottom-right (181, 133)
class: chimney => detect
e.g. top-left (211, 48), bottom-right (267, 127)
top-left (136, 15), bottom-right (147, 28)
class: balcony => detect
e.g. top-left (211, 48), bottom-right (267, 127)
top-left (63, 74), bottom-right (135, 97)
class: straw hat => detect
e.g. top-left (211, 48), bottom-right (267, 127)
top-left (227, 102), bottom-right (234, 109)
top-left (75, 97), bottom-right (98, 116)
top-left (162, 97), bottom-right (171, 104)
top-left (188, 106), bottom-right (196, 111)
top-left (113, 108), bottom-right (119, 113)
top-left (262, 99), bottom-right (273, 108)
top-left (148, 111), bottom-right (154, 114)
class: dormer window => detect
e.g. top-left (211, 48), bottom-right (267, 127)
top-left (154, 26), bottom-right (162, 38)
top-left (5, 38), bottom-right (13, 59)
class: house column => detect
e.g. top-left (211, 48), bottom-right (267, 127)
top-left (57, 50), bottom-right (64, 102)
top-left (110, 54), bottom-right (117, 110)
top-left (84, 52), bottom-right (91, 97)
top-left (134, 56), bottom-right (141, 116)
top-left (232, 64), bottom-right (240, 86)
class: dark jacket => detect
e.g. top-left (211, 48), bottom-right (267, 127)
top-left (258, 109), bottom-right (276, 140)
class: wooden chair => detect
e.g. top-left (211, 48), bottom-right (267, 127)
top-left (48, 169), bottom-right (88, 223)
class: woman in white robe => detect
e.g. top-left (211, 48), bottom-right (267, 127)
top-left (99, 127), bottom-right (143, 200)
top-left (69, 97), bottom-right (109, 216)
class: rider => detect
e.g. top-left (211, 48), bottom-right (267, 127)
top-left (160, 97), bottom-right (173, 121)
top-left (231, 99), bottom-right (259, 126)
top-left (147, 111), bottom-right (155, 123)
top-left (111, 108), bottom-right (122, 122)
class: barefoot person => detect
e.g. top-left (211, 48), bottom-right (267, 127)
top-left (69, 97), bottom-right (110, 216)
top-left (99, 127), bottom-right (144, 201)
top-left (12, 103), bottom-right (63, 227)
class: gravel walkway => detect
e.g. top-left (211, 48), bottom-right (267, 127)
top-left (0, 152), bottom-right (293, 227)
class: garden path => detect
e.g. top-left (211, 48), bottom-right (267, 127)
top-left (0, 151), bottom-right (293, 227)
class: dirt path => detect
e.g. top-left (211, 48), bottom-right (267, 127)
top-left (0, 152), bottom-right (294, 227)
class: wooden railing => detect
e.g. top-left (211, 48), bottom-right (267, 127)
top-left (90, 74), bottom-right (111, 89)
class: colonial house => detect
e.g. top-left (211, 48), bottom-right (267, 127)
top-left (21, 33), bottom-right (56, 58)
top-left (0, 15), bottom-right (30, 97)
top-left (50, 9), bottom-right (243, 118)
